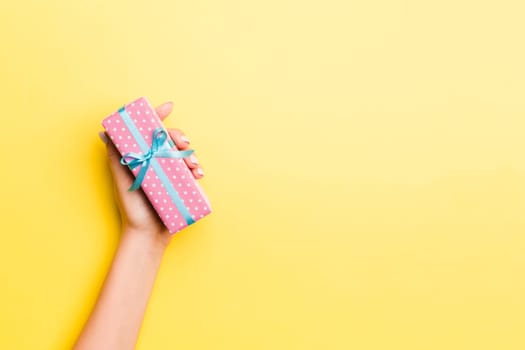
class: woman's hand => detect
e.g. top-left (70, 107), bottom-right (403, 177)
top-left (98, 101), bottom-right (204, 247)
top-left (75, 101), bottom-right (204, 350)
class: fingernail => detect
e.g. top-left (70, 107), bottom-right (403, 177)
top-left (98, 131), bottom-right (108, 144)
top-left (196, 168), bottom-right (204, 176)
top-left (181, 135), bottom-right (190, 144)
top-left (190, 154), bottom-right (199, 165)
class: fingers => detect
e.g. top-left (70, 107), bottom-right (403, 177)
top-left (155, 101), bottom-right (174, 120)
top-left (99, 124), bottom-right (204, 182)
top-left (192, 167), bottom-right (205, 179)
top-left (167, 128), bottom-right (190, 150)
top-left (168, 128), bottom-right (205, 179)
top-left (168, 128), bottom-right (197, 168)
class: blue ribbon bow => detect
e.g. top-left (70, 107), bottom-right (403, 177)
top-left (120, 127), bottom-right (194, 191)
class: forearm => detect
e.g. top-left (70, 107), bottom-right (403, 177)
top-left (74, 229), bottom-right (167, 350)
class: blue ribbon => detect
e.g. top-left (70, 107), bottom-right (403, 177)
top-left (120, 128), bottom-right (194, 191)
top-left (118, 107), bottom-right (195, 225)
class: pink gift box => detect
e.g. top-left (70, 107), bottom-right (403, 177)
top-left (102, 97), bottom-right (211, 233)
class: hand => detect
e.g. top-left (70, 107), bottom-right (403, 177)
top-left (99, 101), bottom-right (204, 247)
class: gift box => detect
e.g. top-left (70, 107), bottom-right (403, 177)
top-left (102, 97), bottom-right (211, 233)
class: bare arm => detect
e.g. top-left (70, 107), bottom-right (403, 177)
top-left (73, 229), bottom-right (167, 350)
top-left (74, 102), bottom-right (203, 350)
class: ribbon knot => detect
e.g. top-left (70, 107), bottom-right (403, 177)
top-left (120, 127), bottom-right (194, 191)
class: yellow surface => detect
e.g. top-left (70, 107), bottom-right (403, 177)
top-left (1, 0), bottom-right (524, 349)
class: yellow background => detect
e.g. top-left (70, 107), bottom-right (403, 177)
top-left (1, 0), bottom-right (524, 349)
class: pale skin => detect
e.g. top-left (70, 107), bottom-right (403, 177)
top-left (74, 102), bottom-right (203, 350)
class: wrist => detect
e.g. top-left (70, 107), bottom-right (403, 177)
top-left (121, 226), bottom-right (171, 253)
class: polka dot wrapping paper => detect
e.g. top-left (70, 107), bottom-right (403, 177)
top-left (101, 97), bottom-right (212, 233)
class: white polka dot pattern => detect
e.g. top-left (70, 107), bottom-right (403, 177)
top-left (101, 97), bottom-right (212, 233)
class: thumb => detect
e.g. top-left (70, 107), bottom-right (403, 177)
top-left (99, 132), bottom-right (135, 190)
